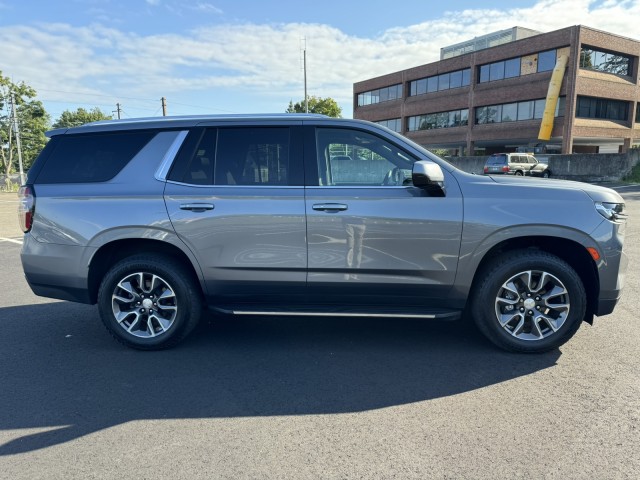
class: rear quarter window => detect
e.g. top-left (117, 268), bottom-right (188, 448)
top-left (34, 131), bottom-right (155, 184)
top-left (486, 155), bottom-right (507, 165)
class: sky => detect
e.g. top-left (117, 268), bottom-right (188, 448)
top-left (1, 0), bottom-right (639, 122)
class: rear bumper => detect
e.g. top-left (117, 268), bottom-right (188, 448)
top-left (21, 235), bottom-right (95, 304)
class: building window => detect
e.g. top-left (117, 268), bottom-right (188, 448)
top-left (408, 68), bottom-right (470, 97)
top-left (504, 58), bottom-right (521, 78)
top-left (580, 47), bottom-right (631, 76)
top-left (537, 50), bottom-right (557, 72)
top-left (376, 118), bottom-right (402, 132)
top-left (407, 109), bottom-right (469, 131)
top-left (636, 104), bottom-right (640, 123)
top-left (476, 97), bottom-right (565, 124)
top-left (576, 96), bottom-right (629, 121)
top-left (357, 84), bottom-right (402, 107)
top-left (478, 49), bottom-right (559, 83)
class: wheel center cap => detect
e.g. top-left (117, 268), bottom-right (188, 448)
top-left (142, 298), bottom-right (153, 309)
top-left (524, 298), bottom-right (536, 309)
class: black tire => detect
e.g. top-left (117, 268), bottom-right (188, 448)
top-left (514, 171), bottom-right (524, 176)
top-left (470, 250), bottom-right (586, 353)
top-left (542, 170), bottom-right (551, 178)
top-left (98, 254), bottom-right (203, 350)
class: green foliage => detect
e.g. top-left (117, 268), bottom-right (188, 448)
top-left (53, 107), bottom-right (112, 129)
top-left (286, 96), bottom-right (342, 118)
top-left (623, 161), bottom-right (640, 183)
top-left (0, 71), bottom-right (50, 174)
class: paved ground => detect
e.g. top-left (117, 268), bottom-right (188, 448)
top-left (0, 187), bottom-right (638, 479)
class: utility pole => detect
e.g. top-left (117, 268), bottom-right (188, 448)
top-left (303, 46), bottom-right (308, 113)
top-left (114, 103), bottom-right (122, 119)
top-left (9, 93), bottom-right (25, 185)
top-left (161, 97), bottom-right (167, 116)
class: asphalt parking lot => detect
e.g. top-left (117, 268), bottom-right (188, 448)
top-left (0, 186), bottom-right (638, 479)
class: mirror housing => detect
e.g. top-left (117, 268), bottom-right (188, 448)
top-left (412, 161), bottom-right (445, 196)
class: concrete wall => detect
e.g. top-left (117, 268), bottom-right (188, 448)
top-left (445, 150), bottom-right (640, 181)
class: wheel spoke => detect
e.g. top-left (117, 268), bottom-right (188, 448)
top-left (127, 313), bottom-right (141, 332)
top-left (531, 316), bottom-right (544, 339)
top-left (511, 317), bottom-right (525, 336)
top-left (536, 313), bottom-right (559, 333)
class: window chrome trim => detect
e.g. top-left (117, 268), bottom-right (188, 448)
top-left (165, 180), bottom-right (303, 189)
top-left (154, 130), bottom-right (189, 181)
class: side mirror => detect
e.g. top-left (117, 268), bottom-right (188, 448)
top-left (412, 161), bottom-right (445, 196)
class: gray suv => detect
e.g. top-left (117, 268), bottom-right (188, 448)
top-left (19, 115), bottom-right (627, 353)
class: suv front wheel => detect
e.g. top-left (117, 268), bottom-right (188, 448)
top-left (98, 254), bottom-right (202, 350)
top-left (471, 250), bottom-right (586, 353)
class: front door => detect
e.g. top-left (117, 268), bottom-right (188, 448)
top-left (304, 126), bottom-right (463, 307)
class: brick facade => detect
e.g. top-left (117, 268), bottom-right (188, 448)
top-left (353, 26), bottom-right (640, 154)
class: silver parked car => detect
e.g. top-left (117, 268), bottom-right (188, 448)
top-left (483, 153), bottom-right (551, 177)
top-left (19, 115), bottom-right (627, 352)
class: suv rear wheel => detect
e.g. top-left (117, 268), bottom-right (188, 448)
top-left (471, 250), bottom-right (586, 353)
top-left (98, 254), bottom-right (202, 350)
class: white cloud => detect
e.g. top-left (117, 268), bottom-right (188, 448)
top-left (145, 0), bottom-right (161, 6)
top-left (1, 0), bottom-right (639, 117)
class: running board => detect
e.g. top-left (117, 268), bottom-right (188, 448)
top-left (210, 306), bottom-right (460, 321)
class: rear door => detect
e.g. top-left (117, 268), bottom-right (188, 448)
top-left (164, 123), bottom-right (307, 303)
top-left (303, 125), bottom-right (463, 306)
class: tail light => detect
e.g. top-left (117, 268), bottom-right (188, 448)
top-left (502, 166), bottom-right (509, 172)
top-left (483, 166), bottom-right (488, 173)
top-left (18, 185), bottom-right (35, 233)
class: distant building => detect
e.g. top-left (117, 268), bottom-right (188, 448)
top-left (353, 25), bottom-right (640, 155)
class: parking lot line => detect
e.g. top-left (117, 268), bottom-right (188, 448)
top-left (0, 237), bottom-right (23, 245)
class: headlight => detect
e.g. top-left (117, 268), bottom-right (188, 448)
top-left (595, 202), bottom-right (627, 222)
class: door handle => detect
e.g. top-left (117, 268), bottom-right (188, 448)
top-left (312, 203), bottom-right (348, 212)
top-left (180, 203), bottom-right (215, 212)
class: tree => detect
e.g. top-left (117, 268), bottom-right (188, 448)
top-left (0, 71), bottom-right (50, 175)
top-left (53, 107), bottom-right (112, 129)
top-left (286, 96), bottom-right (342, 118)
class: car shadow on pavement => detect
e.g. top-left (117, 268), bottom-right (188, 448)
top-left (0, 301), bottom-right (560, 455)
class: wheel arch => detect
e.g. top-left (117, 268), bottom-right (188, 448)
top-left (87, 238), bottom-right (206, 304)
top-left (464, 235), bottom-right (599, 322)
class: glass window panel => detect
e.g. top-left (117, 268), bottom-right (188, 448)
top-left (357, 94), bottom-right (364, 106)
top-left (501, 103), bottom-right (517, 122)
top-left (555, 97), bottom-right (565, 117)
top-left (408, 117), bottom-right (416, 131)
top-left (380, 88), bottom-right (389, 102)
top-left (479, 65), bottom-right (490, 83)
top-left (417, 79), bottom-right (427, 95)
top-left (364, 92), bottom-right (371, 105)
top-left (487, 105), bottom-right (502, 123)
top-left (504, 58), bottom-right (520, 78)
top-left (370, 90), bottom-right (380, 104)
top-left (410, 82), bottom-right (417, 96)
top-left (462, 69), bottom-right (471, 86)
top-left (448, 111), bottom-right (458, 127)
top-left (489, 62), bottom-right (505, 81)
top-left (476, 107), bottom-right (487, 124)
top-left (427, 76), bottom-right (438, 93)
top-left (538, 50), bottom-right (556, 72)
top-left (580, 48), bottom-right (593, 68)
top-left (436, 112), bottom-right (448, 128)
top-left (517, 101), bottom-right (534, 120)
top-left (534, 99), bottom-right (546, 119)
top-left (438, 73), bottom-right (450, 91)
top-left (396, 84), bottom-right (403, 99)
top-left (636, 104), bottom-right (640, 123)
top-left (460, 109), bottom-right (469, 126)
top-left (449, 70), bottom-right (462, 89)
top-left (594, 51), bottom-right (608, 68)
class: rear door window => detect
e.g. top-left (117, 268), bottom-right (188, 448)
top-left (35, 131), bottom-right (155, 184)
top-left (170, 127), bottom-right (293, 186)
top-left (487, 155), bottom-right (507, 165)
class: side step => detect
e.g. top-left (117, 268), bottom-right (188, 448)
top-left (210, 305), bottom-right (461, 321)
